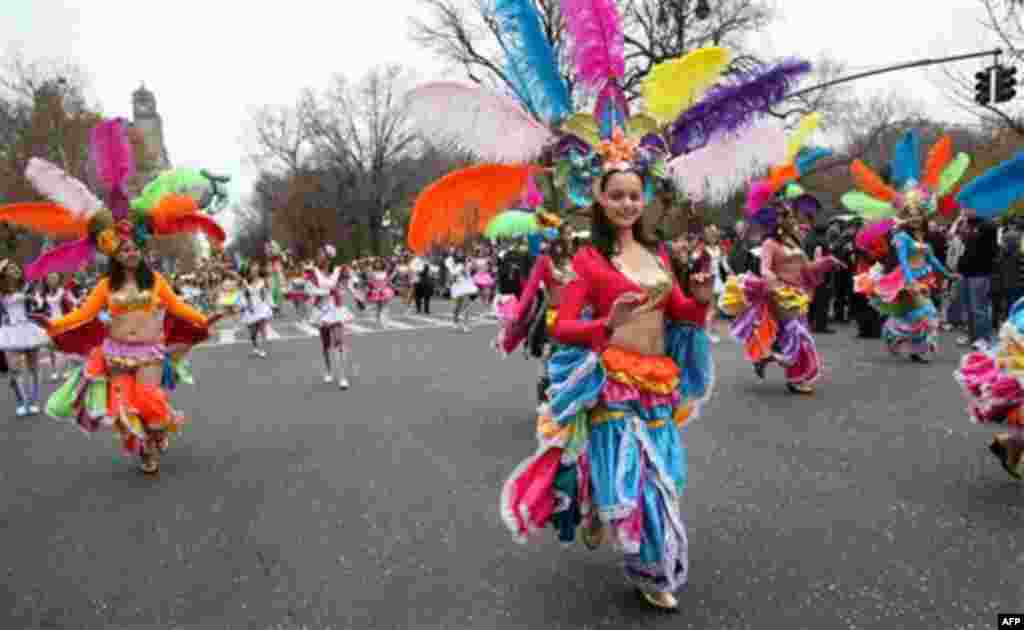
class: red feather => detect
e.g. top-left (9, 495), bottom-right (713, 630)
top-left (155, 213), bottom-right (226, 244)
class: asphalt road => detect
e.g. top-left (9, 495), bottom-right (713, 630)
top-left (0, 312), bottom-right (1021, 630)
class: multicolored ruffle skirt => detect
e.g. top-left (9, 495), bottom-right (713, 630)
top-left (720, 274), bottom-right (820, 386)
top-left (854, 263), bottom-right (940, 356)
top-left (501, 322), bottom-right (713, 593)
top-left (45, 338), bottom-right (194, 457)
top-left (955, 297), bottom-right (1024, 434)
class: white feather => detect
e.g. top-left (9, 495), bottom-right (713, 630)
top-left (406, 82), bottom-right (553, 164)
top-left (24, 158), bottom-right (102, 218)
top-left (668, 119), bottom-right (787, 205)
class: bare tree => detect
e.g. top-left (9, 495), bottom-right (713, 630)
top-left (302, 66), bottom-right (421, 255)
top-left (938, 0), bottom-right (1023, 136)
top-left (411, 0), bottom-right (774, 102)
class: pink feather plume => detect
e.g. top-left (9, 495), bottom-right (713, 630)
top-left (745, 179), bottom-right (776, 217)
top-left (523, 173), bottom-right (544, 208)
top-left (90, 118), bottom-right (135, 193)
top-left (561, 0), bottom-right (625, 89)
top-left (25, 237), bottom-right (96, 280)
top-left (25, 158), bottom-right (103, 219)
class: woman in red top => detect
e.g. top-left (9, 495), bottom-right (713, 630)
top-left (502, 161), bottom-right (715, 611)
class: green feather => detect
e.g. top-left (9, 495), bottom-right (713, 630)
top-left (841, 191), bottom-right (896, 219)
top-left (938, 153), bottom-right (970, 196)
top-left (131, 168), bottom-right (211, 211)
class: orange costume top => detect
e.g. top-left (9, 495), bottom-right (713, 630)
top-left (50, 272), bottom-right (208, 337)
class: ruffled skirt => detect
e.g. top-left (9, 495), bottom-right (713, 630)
top-left (955, 297), bottom-right (1024, 434)
top-left (501, 323), bottom-right (714, 593)
top-left (473, 272), bottom-right (495, 289)
top-left (45, 339), bottom-right (194, 457)
top-left (720, 274), bottom-right (821, 385)
top-left (0, 322), bottom-right (50, 352)
top-left (366, 285), bottom-right (395, 303)
top-left (854, 264), bottom-right (939, 356)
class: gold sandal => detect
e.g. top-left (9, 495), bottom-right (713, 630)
top-left (139, 452), bottom-right (159, 475)
top-left (581, 523), bottom-right (604, 550)
top-left (787, 383), bottom-right (814, 395)
top-left (635, 588), bottom-right (679, 612)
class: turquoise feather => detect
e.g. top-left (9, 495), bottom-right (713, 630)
top-left (890, 130), bottom-right (921, 190)
top-left (495, 0), bottom-right (572, 124)
top-left (795, 146), bottom-right (832, 176)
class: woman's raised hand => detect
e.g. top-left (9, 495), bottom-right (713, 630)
top-left (29, 314), bottom-right (50, 330)
top-left (607, 292), bottom-right (647, 330)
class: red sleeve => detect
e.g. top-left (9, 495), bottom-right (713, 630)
top-left (661, 251), bottom-right (709, 325)
top-left (514, 256), bottom-right (551, 323)
top-left (552, 248), bottom-right (611, 352)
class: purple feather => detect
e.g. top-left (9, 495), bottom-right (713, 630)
top-left (25, 237), bottom-right (96, 280)
top-left (90, 118), bottom-right (136, 218)
top-left (639, 133), bottom-right (667, 153)
top-left (594, 81), bottom-right (628, 139)
top-left (669, 59), bottom-right (812, 156)
top-left (555, 134), bottom-right (592, 157)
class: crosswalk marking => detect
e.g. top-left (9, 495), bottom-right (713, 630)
top-left (403, 314), bottom-right (454, 328)
top-left (201, 313), bottom-right (498, 349)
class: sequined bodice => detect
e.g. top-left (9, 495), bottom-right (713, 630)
top-left (110, 285), bottom-right (154, 313)
top-left (613, 249), bottom-right (673, 307)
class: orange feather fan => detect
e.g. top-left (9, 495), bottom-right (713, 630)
top-left (923, 135), bottom-right (952, 190)
top-left (0, 202), bottom-right (88, 239)
top-left (851, 160), bottom-right (897, 202)
top-left (407, 164), bottom-right (533, 254)
top-left (147, 194), bottom-right (201, 234)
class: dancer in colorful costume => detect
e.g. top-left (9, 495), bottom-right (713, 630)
top-left (719, 117), bottom-right (844, 394)
top-left (951, 151), bottom-right (1024, 478)
top-left (403, 0), bottom-right (812, 610)
top-left (0, 119), bottom-right (226, 474)
top-left (495, 213), bottom-right (574, 402)
top-left (842, 131), bottom-right (967, 361)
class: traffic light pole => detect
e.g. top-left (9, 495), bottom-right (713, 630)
top-left (787, 48), bottom-right (1005, 99)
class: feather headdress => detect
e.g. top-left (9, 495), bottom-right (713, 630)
top-left (0, 118), bottom-right (226, 279)
top-left (743, 113), bottom-right (831, 230)
top-left (841, 130), bottom-right (970, 221)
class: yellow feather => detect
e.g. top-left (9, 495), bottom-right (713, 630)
top-left (641, 47), bottom-right (731, 123)
top-left (626, 113), bottom-right (660, 138)
top-left (785, 112), bottom-right (820, 161)
top-left (561, 113), bottom-right (601, 146)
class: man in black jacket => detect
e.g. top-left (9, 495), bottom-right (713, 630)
top-left (804, 223), bottom-right (835, 334)
top-left (727, 220), bottom-right (761, 276)
top-left (957, 213), bottom-right (999, 347)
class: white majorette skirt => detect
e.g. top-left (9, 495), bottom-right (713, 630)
top-left (241, 301), bottom-right (273, 326)
top-left (0, 322), bottom-right (50, 351)
top-left (451, 278), bottom-right (479, 299)
top-left (308, 302), bottom-right (354, 327)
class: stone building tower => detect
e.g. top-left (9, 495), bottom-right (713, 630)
top-left (126, 84), bottom-right (171, 195)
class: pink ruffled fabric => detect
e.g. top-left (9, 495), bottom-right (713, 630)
top-left (875, 269), bottom-right (907, 303)
top-left (601, 379), bottom-right (681, 409)
top-left (500, 447), bottom-right (562, 542)
top-left (955, 352), bottom-right (1024, 425)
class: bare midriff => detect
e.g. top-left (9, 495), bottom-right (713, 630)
top-left (109, 311), bottom-right (163, 344)
top-left (610, 309), bottom-right (665, 357)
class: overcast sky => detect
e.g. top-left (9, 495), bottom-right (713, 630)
top-left (0, 0), bottom-right (1002, 236)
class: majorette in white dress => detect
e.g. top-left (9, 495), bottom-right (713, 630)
top-left (240, 280), bottom-right (274, 326)
top-left (0, 291), bottom-right (49, 351)
top-left (448, 260), bottom-right (479, 299)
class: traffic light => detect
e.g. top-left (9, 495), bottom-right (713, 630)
top-left (995, 65), bottom-right (1018, 103)
top-left (975, 67), bottom-right (993, 105)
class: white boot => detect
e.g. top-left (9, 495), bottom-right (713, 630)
top-left (334, 349), bottom-right (350, 390)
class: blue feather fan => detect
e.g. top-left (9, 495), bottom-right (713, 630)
top-left (494, 0), bottom-right (572, 124)
top-left (956, 151), bottom-right (1024, 219)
